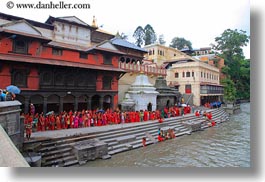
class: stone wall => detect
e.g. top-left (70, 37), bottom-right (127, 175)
top-left (0, 101), bottom-right (23, 150)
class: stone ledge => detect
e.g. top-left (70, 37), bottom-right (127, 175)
top-left (0, 125), bottom-right (29, 167)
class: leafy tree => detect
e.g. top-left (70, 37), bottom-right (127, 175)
top-left (213, 29), bottom-right (249, 59)
top-left (133, 24), bottom-right (157, 47)
top-left (169, 37), bottom-right (192, 50)
top-left (143, 24), bottom-right (157, 45)
top-left (221, 78), bottom-right (237, 102)
top-left (212, 29), bottom-right (250, 100)
top-left (133, 26), bottom-right (145, 47)
top-left (158, 34), bottom-right (166, 45)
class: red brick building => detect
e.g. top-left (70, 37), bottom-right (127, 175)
top-left (0, 12), bottom-right (130, 114)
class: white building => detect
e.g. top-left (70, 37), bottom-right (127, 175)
top-left (144, 44), bottom-right (224, 106)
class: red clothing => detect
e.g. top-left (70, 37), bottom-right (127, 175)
top-left (207, 112), bottom-right (212, 120)
top-left (158, 135), bottom-right (164, 142)
top-left (25, 116), bottom-right (33, 135)
top-left (143, 111), bottom-right (148, 121)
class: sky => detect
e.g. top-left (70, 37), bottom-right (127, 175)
top-left (0, 0), bottom-right (250, 57)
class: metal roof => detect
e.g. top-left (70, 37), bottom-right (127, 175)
top-left (111, 37), bottom-right (148, 53)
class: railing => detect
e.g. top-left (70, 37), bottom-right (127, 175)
top-left (119, 62), bottom-right (167, 76)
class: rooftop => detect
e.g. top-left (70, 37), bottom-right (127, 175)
top-left (111, 37), bottom-right (148, 53)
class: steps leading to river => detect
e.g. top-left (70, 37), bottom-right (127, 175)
top-left (23, 108), bottom-right (229, 167)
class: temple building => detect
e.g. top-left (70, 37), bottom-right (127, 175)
top-left (144, 43), bottom-right (224, 106)
top-left (154, 76), bottom-right (181, 110)
top-left (0, 12), bottom-right (127, 114)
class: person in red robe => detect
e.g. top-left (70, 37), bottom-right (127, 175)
top-left (131, 112), bottom-right (134, 123)
top-left (142, 137), bottom-right (146, 147)
top-left (39, 113), bottom-right (45, 131)
top-left (135, 111), bottom-right (140, 122)
top-left (207, 112), bottom-right (213, 120)
top-left (50, 114), bottom-right (55, 130)
top-left (25, 114), bottom-right (33, 140)
top-left (56, 115), bottom-right (61, 130)
top-left (45, 116), bottom-right (50, 130)
top-left (143, 110), bottom-right (148, 121)
top-left (195, 110), bottom-right (200, 117)
top-left (36, 113), bottom-right (42, 132)
top-left (117, 112), bottom-right (121, 124)
top-left (157, 134), bottom-right (164, 142)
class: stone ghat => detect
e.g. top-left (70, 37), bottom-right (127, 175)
top-left (23, 108), bottom-right (230, 167)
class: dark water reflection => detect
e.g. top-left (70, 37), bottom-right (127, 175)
top-left (85, 103), bottom-right (250, 167)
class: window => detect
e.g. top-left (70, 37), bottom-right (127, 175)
top-left (175, 72), bottom-right (179, 78)
top-left (13, 39), bottom-right (28, 54)
top-left (11, 69), bottom-right (27, 88)
top-left (79, 52), bottom-right (88, 59)
top-left (185, 84), bottom-right (192, 94)
top-left (52, 48), bottom-right (62, 56)
top-left (192, 71), bottom-right (194, 77)
top-left (186, 71), bottom-right (190, 77)
top-left (103, 54), bottom-right (112, 65)
top-left (149, 50), bottom-right (152, 55)
top-left (102, 76), bottom-right (112, 90)
top-left (201, 72), bottom-right (203, 77)
top-left (182, 72), bottom-right (185, 78)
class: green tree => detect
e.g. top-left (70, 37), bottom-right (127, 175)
top-left (133, 26), bottom-right (145, 47)
top-left (158, 34), bottom-right (166, 45)
top-left (221, 78), bottom-right (237, 102)
top-left (143, 24), bottom-right (157, 45)
top-left (213, 29), bottom-right (249, 58)
top-left (212, 29), bottom-right (250, 100)
top-left (169, 37), bottom-right (192, 50)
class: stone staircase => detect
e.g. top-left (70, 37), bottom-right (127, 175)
top-left (23, 108), bottom-right (229, 167)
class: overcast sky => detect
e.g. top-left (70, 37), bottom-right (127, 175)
top-left (0, 0), bottom-right (250, 58)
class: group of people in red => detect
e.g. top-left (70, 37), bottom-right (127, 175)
top-left (194, 110), bottom-right (216, 126)
top-left (157, 128), bottom-right (176, 142)
top-left (23, 105), bottom-right (192, 140)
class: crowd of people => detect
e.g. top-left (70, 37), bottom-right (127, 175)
top-left (23, 104), bottom-right (192, 140)
top-left (0, 89), bottom-right (16, 101)
top-left (195, 110), bottom-right (216, 126)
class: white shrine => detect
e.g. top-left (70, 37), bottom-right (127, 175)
top-left (126, 73), bottom-right (159, 111)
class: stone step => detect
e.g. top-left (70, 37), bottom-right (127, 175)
top-left (30, 108), bottom-right (229, 167)
top-left (44, 155), bottom-right (77, 167)
top-left (42, 151), bottom-right (72, 162)
top-left (108, 147), bottom-right (129, 155)
top-left (63, 159), bottom-right (79, 167)
top-left (41, 147), bottom-right (72, 157)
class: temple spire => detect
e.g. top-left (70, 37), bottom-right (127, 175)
top-left (91, 16), bottom-right (97, 28)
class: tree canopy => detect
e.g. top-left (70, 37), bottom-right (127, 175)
top-left (212, 29), bottom-right (250, 101)
top-left (133, 24), bottom-right (157, 47)
top-left (133, 26), bottom-right (145, 47)
top-left (158, 34), bottom-right (166, 45)
top-left (169, 37), bottom-right (192, 50)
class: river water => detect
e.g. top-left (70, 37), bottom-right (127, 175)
top-left (85, 103), bottom-right (250, 167)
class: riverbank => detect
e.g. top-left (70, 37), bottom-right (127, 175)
top-left (84, 103), bottom-right (250, 167)
top-left (23, 107), bottom-right (229, 167)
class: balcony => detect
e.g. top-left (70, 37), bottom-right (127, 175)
top-left (119, 62), bottom-right (167, 76)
